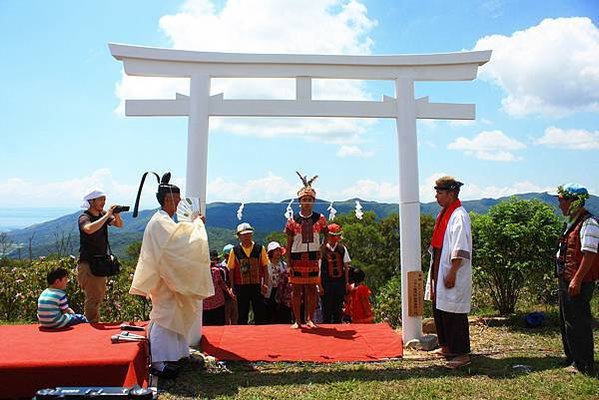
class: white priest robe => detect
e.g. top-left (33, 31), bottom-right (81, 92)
top-left (424, 206), bottom-right (473, 314)
top-left (130, 210), bottom-right (214, 362)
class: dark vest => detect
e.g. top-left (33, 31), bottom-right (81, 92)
top-left (232, 244), bottom-right (263, 285)
top-left (321, 245), bottom-right (347, 283)
top-left (557, 211), bottom-right (599, 282)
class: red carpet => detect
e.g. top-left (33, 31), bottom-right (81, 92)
top-left (201, 323), bottom-right (403, 362)
top-left (0, 323), bottom-right (148, 399)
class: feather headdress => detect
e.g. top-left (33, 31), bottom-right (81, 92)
top-left (296, 171), bottom-right (318, 199)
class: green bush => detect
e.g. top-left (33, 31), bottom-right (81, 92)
top-left (0, 257), bottom-right (150, 323)
top-left (471, 198), bottom-right (561, 315)
top-left (373, 274), bottom-right (402, 328)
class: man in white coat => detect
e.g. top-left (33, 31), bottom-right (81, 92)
top-left (130, 172), bottom-right (214, 379)
top-left (425, 176), bottom-right (472, 369)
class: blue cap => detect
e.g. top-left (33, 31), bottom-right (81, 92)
top-left (561, 183), bottom-right (588, 198)
top-left (222, 244), bottom-right (234, 255)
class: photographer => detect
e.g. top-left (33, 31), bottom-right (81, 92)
top-left (77, 189), bottom-right (124, 323)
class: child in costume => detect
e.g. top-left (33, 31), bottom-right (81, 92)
top-left (285, 172), bottom-right (329, 328)
top-left (345, 268), bottom-right (374, 324)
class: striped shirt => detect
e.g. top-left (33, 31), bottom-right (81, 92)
top-left (37, 288), bottom-right (71, 328)
top-left (581, 216), bottom-right (599, 253)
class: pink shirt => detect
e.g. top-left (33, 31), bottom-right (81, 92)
top-left (203, 266), bottom-right (228, 310)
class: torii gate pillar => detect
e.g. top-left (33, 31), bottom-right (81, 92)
top-left (396, 78), bottom-right (421, 340)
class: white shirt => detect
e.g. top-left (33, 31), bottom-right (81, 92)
top-left (425, 206), bottom-right (473, 314)
top-left (580, 216), bottom-right (599, 254)
top-left (265, 260), bottom-right (287, 298)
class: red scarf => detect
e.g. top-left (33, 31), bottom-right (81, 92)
top-left (431, 199), bottom-right (461, 249)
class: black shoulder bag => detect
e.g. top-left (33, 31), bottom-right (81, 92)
top-left (89, 224), bottom-right (121, 277)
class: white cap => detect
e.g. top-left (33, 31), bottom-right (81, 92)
top-left (81, 188), bottom-right (106, 209)
top-left (236, 222), bottom-right (254, 235)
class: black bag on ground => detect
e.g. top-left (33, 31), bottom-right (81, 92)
top-left (90, 253), bottom-right (121, 277)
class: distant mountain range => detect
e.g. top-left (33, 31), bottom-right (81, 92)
top-left (3, 192), bottom-right (597, 259)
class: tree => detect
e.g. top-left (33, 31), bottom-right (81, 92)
top-left (27, 232), bottom-right (36, 260)
top-left (471, 198), bottom-right (561, 315)
top-left (52, 228), bottom-right (76, 257)
top-left (0, 232), bottom-right (14, 259)
top-left (126, 241), bottom-right (142, 262)
top-left (264, 231), bottom-right (287, 247)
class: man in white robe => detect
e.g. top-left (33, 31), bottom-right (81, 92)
top-left (425, 176), bottom-right (472, 369)
top-left (130, 172), bottom-right (214, 378)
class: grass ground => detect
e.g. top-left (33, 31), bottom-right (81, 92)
top-left (155, 317), bottom-right (599, 400)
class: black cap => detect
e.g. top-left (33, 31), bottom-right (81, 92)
top-left (434, 181), bottom-right (464, 191)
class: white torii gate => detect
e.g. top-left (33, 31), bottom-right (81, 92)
top-left (110, 43), bottom-right (490, 344)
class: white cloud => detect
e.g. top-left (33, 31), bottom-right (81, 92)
top-left (207, 172), bottom-right (296, 202)
top-left (0, 169), bottom-right (138, 208)
top-left (473, 17), bottom-right (599, 117)
top-left (420, 173), bottom-right (555, 203)
top-left (337, 145), bottom-right (374, 158)
top-left (340, 174), bottom-right (559, 204)
top-left (534, 126), bottom-right (599, 150)
top-left (461, 181), bottom-right (554, 201)
top-left (448, 130), bottom-right (525, 161)
top-left (0, 171), bottom-right (571, 210)
top-left (419, 173), bottom-right (447, 203)
top-left (0, 171), bottom-right (295, 208)
top-left (115, 0), bottom-right (378, 140)
top-left (341, 179), bottom-right (398, 201)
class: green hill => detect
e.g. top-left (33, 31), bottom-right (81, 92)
top-left (3, 192), bottom-right (597, 259)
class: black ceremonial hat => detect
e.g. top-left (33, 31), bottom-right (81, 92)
top-left (132, 171), bottom-right (180, 218)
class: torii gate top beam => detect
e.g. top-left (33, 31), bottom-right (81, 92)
top-left (109, 43), bottom-right (490, 81)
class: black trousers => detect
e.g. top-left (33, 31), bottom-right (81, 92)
top-left (322, 280), bottom-right (346, 323)
top-left (433, 306), bottom-right (470, 355)
top-left (235, 284), bottom-right (267, 325)
top-left (558, 278), bottom-right (595, 373)
top-left (203, 305), bottom-right (225, 326)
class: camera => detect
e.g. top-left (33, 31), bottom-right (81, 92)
top-left (113, 205), bottom-right (130, 214)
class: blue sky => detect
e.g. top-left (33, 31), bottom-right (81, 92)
top-left (0, 0), bottom-right (597, 210)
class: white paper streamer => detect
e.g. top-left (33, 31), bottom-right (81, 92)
top-left (284, 199), bottom-right (294, 220)
top-left (327, 202), bottom-right (337, 221)
top-left (355, 200), bottom-right (363, 220)
top-left (237, 202), bottom-right (245, 221)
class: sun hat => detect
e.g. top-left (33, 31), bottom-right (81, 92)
top-left (266, 241), bottom-right (286, 256)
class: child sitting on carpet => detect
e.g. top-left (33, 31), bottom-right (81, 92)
top-left (37, 267), bottom-right (87, 329)
top-left (344, 268), bottom-right (374, 324)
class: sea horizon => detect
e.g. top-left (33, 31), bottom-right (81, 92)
top-left (0, 207), bottom-right (77, 232)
